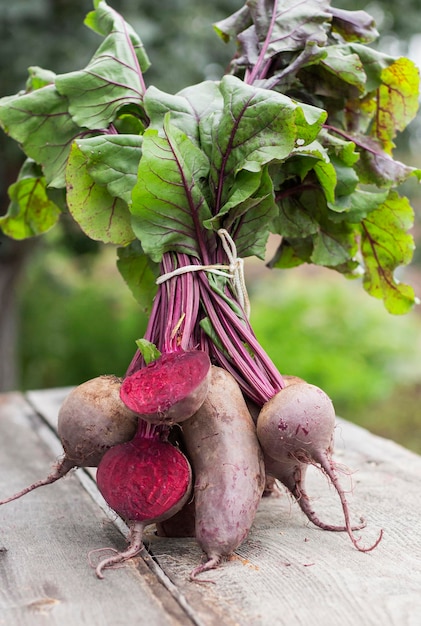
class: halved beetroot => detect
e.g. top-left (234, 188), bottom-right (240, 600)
top-left (120, 349), bottom-right (211, 424)
top-left (96, 435), bottom-right (192, 523)
top-left (94, 432), bottom-right (192, 578)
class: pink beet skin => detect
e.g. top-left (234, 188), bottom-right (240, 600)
top-left (120, 350), bottom-right (211, 424)
top-left (256, 383), bottom-right (383, 552)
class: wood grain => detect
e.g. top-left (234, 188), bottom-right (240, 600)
top-left (1, 388), bottom-right (421, 626)
top-left (0, 392), bottom-right (193, 626)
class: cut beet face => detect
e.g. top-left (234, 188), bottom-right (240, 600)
top-left (120, 349), bottom-right (211, 424)
top-left (94, 435), bottom-right (192, 578)
top-left (96, 436), bottom-right (192, 523)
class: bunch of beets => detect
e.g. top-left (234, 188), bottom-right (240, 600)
top-left (0, 241), bottom-right (382, 580)
top-left (5, 0), bottom-right (420, 580)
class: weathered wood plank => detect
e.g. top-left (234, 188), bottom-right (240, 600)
top-left (25, 387), bottom-right (238, 626)
top-left (15, 389), bottom-right (421, 626)
top-left (0, 392), bottom-right (195, 626)
top-left (147, 420), bottom-right (421, 626)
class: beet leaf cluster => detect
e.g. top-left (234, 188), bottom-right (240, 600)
top-left (0, 0), bottom-right (419, 318)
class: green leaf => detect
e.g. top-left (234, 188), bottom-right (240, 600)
top-left (227, 0), bottom-right (331, 74)
top-left (284, 138), bottom-right (354, 206)
top-left (294, 101), bottom-right (329, 141)
top-left (144, 86), bottom-right (200, 143)
top-left (274, 185), bottom-right (359, 268)
top-left (320, 129), bottom-right (360, 167)
top-left (117, 240), bottom-right (158, 313)
top-left (26, 66), bottom-right (56, 91)
top-left (356, 136), bottom-right (421, 186)
top-left (299, 44), bottom-right (395, 109)
top-left (320, 46), bottom-right (367, 92)
top-left (213, 5), bottom-right (251, 43)
top-left (0, 160), bottom-right (61, 239)
top-left (329, 7), bottom-right (378, 43)
top-left (204, 167), bottom-right (277, 258)
top-left (75, 134), bottom-right (143, 205)
top-left (202, 75), bottom-right (325, 211)
top-left (83, 0), bottom-right (150, 74)
top-left (66, 142), bottom-right (135, 245)
top-left (113, 110), bottom-right (145, 135)
top-left (273, 140), bottom-right (356, 222)
top-left (278, 145), bottom-right (325, 183)
top-left (130, 118), bottom-right (212, 262)
top-left (135, 339), bottom-right (161, 364)
top-left (205, 169), bottom-right (263, 224)
top-left (178, 81), bottom-right (224, 133)
top-left (225, 167), bottom-right (277, 259)
top-left (298, 49), bottom-right (366, 103)
top-left (253, 0), bottom-right (331, 56)
top-left (330, 188), bottom-right (389, 222)
top-left (269, 237), bottom-right (312, 269)
top-left (263, 43), bottom-right (327, 91)
top-left (55, 0), bottom-right (149, 129)
top-left (371, 57), bottom-right (420, 153)
top-left (314, 159), bottom-right (338, 204)
top-left (348, 44), bottom-right (395, 93)
top-left (328, 155), bottom-right (359, 199)
top-left (144, 81), bottom-right (224, 163)
top-left (46, 187), bottom-right (68, 213)
top-left (273, 193), bottom-right (320, 239)
top-left (345, 94), bottom-right (377, 135)
top-left (361, 191), bottom-right (416, 314)
top-left (0, 85), bottom-right (84, 188)
top-left (311, 217), bottom-right (357, 267)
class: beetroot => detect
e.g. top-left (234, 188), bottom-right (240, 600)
top-left (243, 374), bottom-right (306, 498)
top-left (256, 382), bottom-right (382, 552)
top-left (58, 375), bottom-right (138, 467)
top-left (155, 499), bottom-right (196, 538)
top-left (94, 424), bottom-right (192, 578)
top-left (120, 349), bottom-right (211, 424)
top-left (182, 366), bottom-right (265, 580)
top-left (0, 375), bottom-right (138, 506)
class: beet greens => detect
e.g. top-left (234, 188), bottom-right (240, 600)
top-left (0, 0), bottom-right (419, 315)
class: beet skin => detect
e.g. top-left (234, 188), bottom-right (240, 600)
top-left (182, 366), bottom-right (265, 579)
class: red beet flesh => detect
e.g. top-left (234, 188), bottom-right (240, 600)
top-left (96, 436), bottom-right (192, 523)
top-left (94, 433), bottom-right (192, 578)
top-left (120, 350), bottom-right (211, 424)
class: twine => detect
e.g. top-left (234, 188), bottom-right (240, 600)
top-left (156, 229), bottom-right (251, 318)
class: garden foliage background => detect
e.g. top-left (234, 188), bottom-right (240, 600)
top-left (1, 0), bottom-right (421, 453)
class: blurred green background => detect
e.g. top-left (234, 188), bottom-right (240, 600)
top-left (1, 0), bottom-right (421, 453)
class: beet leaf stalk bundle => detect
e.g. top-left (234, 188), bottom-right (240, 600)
top-left (0, 0), bottom-right (419, 579)
top-left (125, 241), bottom-right (285, 405)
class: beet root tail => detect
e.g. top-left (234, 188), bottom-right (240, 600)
top-left (94, 522), bottom-right (145, 579)
top-left (318, 453), bottom-right (383, 552)
top-left (0, 457), bottom-right (75, 506)
top-left (275, 464), bottom-right (365, 532)
top-left (189, 554), bottom-right (221, 583)
top-left (292, 484), bottom-right (366, 532)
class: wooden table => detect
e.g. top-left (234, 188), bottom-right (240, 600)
top-left (1, 387), bottom-right (421, 626)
